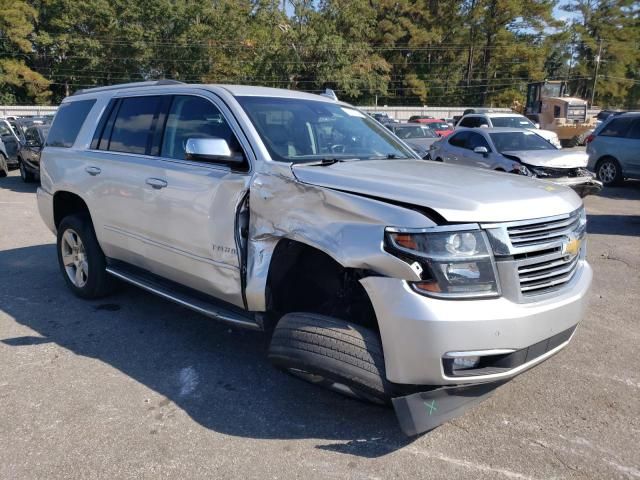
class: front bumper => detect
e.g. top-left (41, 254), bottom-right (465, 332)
top-left (360, 261), bottom-right (592, 385)
top-left (549, 175), bottom-right (602, 197)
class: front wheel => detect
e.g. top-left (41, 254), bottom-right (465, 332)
top-left (57, 214), bottom-right (114, 299)
top-left (18, 158), bottom-right (35, 183)
top-left (0, 153), bottom-right (7, 177)
top-left (268, 312), bottom-right (393, 405)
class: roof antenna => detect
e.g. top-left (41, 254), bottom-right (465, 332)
top-left (321, 88), bottom-right (338, 101)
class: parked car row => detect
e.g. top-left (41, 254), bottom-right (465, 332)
top-left (0, 115), bottom-right (51, 181)
top-left (376, 107), bottom-right (638, 194)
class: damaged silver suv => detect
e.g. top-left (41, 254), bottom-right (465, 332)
top-left (38, 82), bottom-right (592, 435)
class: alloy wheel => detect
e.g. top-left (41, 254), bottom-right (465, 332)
top-left (60, 229), bottom-right (89, 288)
top-left (598, 161), bottom-right (617, 184)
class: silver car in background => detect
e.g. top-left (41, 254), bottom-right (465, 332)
top-left (386, 123), bottom-right (440, 158)
top-left (586, 112), bottom-right (640, 186)
top-left (430, 128), bottom-right (602, 197)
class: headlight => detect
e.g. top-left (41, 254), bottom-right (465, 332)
top-left (385, 226), bottom-right (500, 299)
top-left (516, 164), bottom-right (533, 176)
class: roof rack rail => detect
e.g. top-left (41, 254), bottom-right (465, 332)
top-left (72, 80), bottom-right (185, 96)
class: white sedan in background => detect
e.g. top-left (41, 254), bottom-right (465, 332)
top-left (456, 112), bottom-right (562, 148)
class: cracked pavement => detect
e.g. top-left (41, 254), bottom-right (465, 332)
top-left (1, 171), bottom-right (639, 479)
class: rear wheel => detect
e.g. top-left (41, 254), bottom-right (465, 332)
top-left (596, 157), bottom-right (623, 186)
top-left (57, 214), bottom-right (114, 299)
top-left (566, 135), bottom-right (580, 148)
top-left (268, 312), bottom-right (392, 405)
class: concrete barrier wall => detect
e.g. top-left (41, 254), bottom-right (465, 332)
top-left (0, 106), bottom-right (58, 117)
top-left (357, 106), bottom-right (513, 121)
top-left (0, 105), bottom-right (602, 122)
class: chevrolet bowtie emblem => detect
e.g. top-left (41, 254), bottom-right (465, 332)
top-left (562, 236), bottom-right (582, 257)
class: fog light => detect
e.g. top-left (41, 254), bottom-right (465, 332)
top-left (452, 356), bottom-right (481, 370)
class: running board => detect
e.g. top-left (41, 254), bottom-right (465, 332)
top-left (105, 263), bottom-right (260, 330)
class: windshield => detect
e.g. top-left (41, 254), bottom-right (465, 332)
top-left (237, 97), bottom-right (415, 163)
top-left (394, 125), bottom-right (438, 139)
top-left (489, 132), bottom-right (557, 152)
top-left (424, 122), bottom-right (451, 131)
top-left (491, 116), bottom-right (536, 129)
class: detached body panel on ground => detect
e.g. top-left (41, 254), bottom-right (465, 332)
top-left (36, 82), bottom-right (592, 435)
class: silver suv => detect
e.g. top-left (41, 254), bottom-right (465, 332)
top-left (38, 81), bottom-right (592, 435)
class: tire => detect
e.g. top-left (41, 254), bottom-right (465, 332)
top-left (434, 157), bottom-right (443, 162)
top-left (268, 312), bottom-right (393, 405)
top-left (566, 136), bottom-right (580, 148)
top-left (18, 158), bottom-right (35, 183)
top-left (56, 214), bottom-right (114, 299)
top-left (596, 157), bottom-right (623, 186)
top-left (0, 153), bottom-right (7, 177)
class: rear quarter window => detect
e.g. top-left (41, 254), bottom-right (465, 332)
top-left (600, 117), bottom-right (633, 138)
top-left (46, 99), bottom-right (96, 148)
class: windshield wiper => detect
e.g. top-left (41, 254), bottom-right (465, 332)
top-left (302, 157), bottom-right (360, 166)
top-left (367, 154), bottom-right (410, 160)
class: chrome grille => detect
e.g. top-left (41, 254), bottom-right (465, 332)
top-left (507, 213), bottom-right (580, 249)
top-left (518, 252), bottom-right (580, 295)
top-left (484, 208), bottom-right (586, 299)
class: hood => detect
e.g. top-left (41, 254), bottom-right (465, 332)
top-left (503, 149), bottom-right (588, 168)
top-left (292, 160), bottom-right (581, 223)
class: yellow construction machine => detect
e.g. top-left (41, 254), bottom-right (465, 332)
top-left (524, 81), bottom-right (597, 147)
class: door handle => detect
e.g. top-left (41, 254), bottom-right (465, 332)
top-left (145, 178), bottom-right (168, 189)
top-left (85, 166), bottom-right (101, 176)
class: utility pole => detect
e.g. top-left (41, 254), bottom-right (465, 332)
top-left (590, 39), bottom-right (603, 107)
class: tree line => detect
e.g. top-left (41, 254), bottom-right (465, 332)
top-left (1, 0), bottom-right (639, 108)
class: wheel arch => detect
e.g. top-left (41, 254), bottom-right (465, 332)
top-left (53, 191), bottom-right (93, 230)
top-left (263, 237), bottom-right (379, 334)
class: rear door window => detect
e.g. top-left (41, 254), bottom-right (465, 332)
top-left (108, 96), bottom-right (162, 155)
top-left (625, 119), bottom-right (640, 140)
top-left (600, 117), bottom-right (633, 138)
top-left (458, 117), bottom-right (479, 128)
top-left (448, 131), bottom-right (469, 148)
top-left (46, 99), bottom-right (96, 148)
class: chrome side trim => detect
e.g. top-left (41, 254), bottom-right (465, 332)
top-left (106, 267), bottom-right (260, 330)
top-left (444, 348), bottom-right (516, 358)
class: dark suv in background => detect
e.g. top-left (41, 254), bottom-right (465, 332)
top-left (17, 124), bottom-right (49, 182)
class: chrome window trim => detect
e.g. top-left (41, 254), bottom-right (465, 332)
top-left (86, 90), bottom-right (256, 174)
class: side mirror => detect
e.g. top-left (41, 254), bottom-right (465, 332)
top-left (473, 146), bottom-right (489, 156)
top-left (184, 138), bottom-right (244, 164)
top-left (534, 123), bottom-right (540, 129)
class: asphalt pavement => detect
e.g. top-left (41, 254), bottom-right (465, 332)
top-left (1, 170), bottom-right (639, 479)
